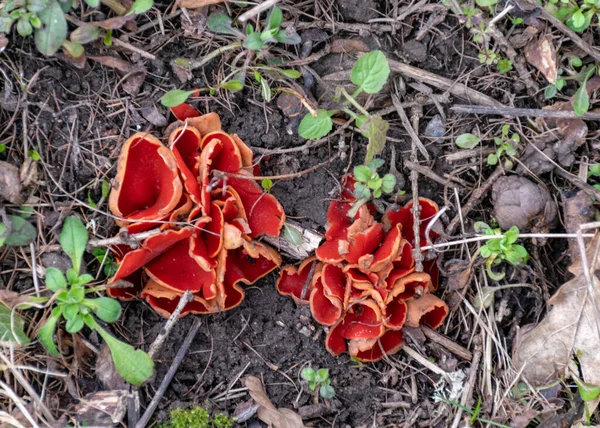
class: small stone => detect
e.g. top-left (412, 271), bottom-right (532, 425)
top-left (299, 326), bottom-right (312, 337)
top-left (424, 115), bottom-right (445, 144)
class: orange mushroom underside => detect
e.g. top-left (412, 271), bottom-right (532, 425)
top-left (107, 111), bottom-right (285, 317)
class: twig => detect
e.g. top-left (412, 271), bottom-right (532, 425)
top-left (446, 166), bottom-right (505, 236)
top-left (135, 319), bottom-right (202, 428)
top-left (421, 326), bottom-right (473, 361)
top-left (403, 345), bottom-right (451, 381)
top-left (0, 380), bottom-right (39, 428)
top-left (148, 290), bottom-right (194, 359)
top-left (391, 95), bottom-right (430, 161)
top-left (555, 168), bottom-right (600, 202)
top-left (113, 38), bottom-right (156, 60)
top-left (238, 0), bottom-right (281, 22)
top-left (404, 160), bottom-right (461, 189)
top-left (538, 6), bottom-right (600, 63)
top-left (450, 337), bottom-right (483, 428)
top-left (29, 243), bottom-right (40, 297)
top-left (451, 104), bottom-right (600, 120)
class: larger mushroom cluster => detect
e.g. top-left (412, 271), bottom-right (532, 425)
top-left (106, 112), bottom-right (285, 317)
top-left (276, 179), bottom-right (448, 362)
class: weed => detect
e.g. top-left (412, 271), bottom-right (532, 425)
top-left (587, 163), bottom-right (600, 192)
top-left (348, 159), bottom-right (396, 217)
top-left (38, 216), bottom-right (153, 386)
top-left (488, 124), bottom-right (519, 168)
top-left (474, 222), bottom-right (529, 281)
top-left (160, 5), bottom-right (301, 106)
top-left (159, 407), bottom-right (233, 428)
top-left (301, 367), bottom-right (335, 401)
top-left (546, 0), bottom-right (600, 32)
top-left (0, 0), bottom-right (152, 56)
top-left (298, 50), bottom-right (391, 163)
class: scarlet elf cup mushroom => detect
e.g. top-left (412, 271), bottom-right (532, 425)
top-left (107, 108), bottom-right (285, 316)
top-left (276, 177), bottom-right (448, 362)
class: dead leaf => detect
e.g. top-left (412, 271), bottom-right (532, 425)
top-left (330, 39), bottom-right (370, 53)
top-left (140, 104), bottom-right (168, 127)
top-left (182, 6), bottom-right (209, 36)
top-left (540, 101), bottom-right (587, 166)
top-left (60, 50), bottom-right (87, 69)
top-left (513, 233), bottom-right (600, 386)
top-left (0, 161), bottom-right (25, 205)
top-left (88, 14), bottom-right (136, 29)
top-left (244, 376), bottom-right (305, 428)
top-left (444, 258), bottom-right (473, 291)
top-left (563, 190), bottom-right (594, 259)
top-left (509, 26), bottom-right (539, 49)
top-left (177, 0), bottom-right (223, 8)
top-left (0, 290), bottom-right (31, 309)
top-left (88, 56), bottom-right (146, 95)
top-left (96, 343), bottom-right (129, 390)
top-left (233, 400), bottom-right (260, 423)
top-left (0, 34), bottom-right (8, 53)
top-left (71, 390), bottom-right (129, 426)
top-left (524, 36), bottom-right (557, 84)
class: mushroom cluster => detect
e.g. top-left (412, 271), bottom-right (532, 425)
top-left (106, 111), bottom-right (285, 317)
top-left (276, 179), bottom-right (448, 362)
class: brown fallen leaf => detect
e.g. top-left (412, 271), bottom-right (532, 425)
top-left (244, 376), bottom-right (305, 428)
top-left (0, 289), bottom-right (31, 309)
top-left (88, 14), bottom-right (136, 29)
top-left (524, 36), bottom-right (557, 84)
top-left (177, 0), bottom-right (223, 8)
top-left (330, 39), bottom-right (370, 53)
top-left (513, 233), bottom-right (600, 386)
top-left (88, 56), bottom-right (146, 95)
top-left (540, 101), bottom-right (588, 166)
top-left (0, 34), bottom-right (8, 53)
top-left (0, 161), bottom-right (25, 205)
top-left (71, 390), bottom-right (129, 426)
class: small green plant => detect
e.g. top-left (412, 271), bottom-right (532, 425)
top-left (161, 6), bottom-right (301, 106)
top-left (159, 407), bottom-right (233, 428)
top-left (298, 50), bottom-right (391, 163)
top-left (0, 215), bottom-right (37, 248)
top-left (587, 163), bottom-right (600, 192)
top-left (488, 124), bottom-right (519, 168)
top-left (38, 216), bottom-right (153, 386)
top-left (475, 222), bottom-right (529, 280)
top-left (348, 159), bottom-right (395, 217)
top-left (497, 58), bottom-right (513, 74)
top-left (301, 367), bottom-right (335, 401)
top-left (0, 0), bottom-right (152, 56)
top-left (546, 0), bottom-right (600, 32)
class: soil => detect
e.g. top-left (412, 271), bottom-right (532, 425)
top-left (0, 0), bottom-right (593, 426)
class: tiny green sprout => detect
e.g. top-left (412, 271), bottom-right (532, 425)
top-left (348, 159), bottom-right (396, 217)
top-left (301, 367), bottom-right (335, 402)
top-left (497, 58), bottom-right (513, 74)
top-left (0, 144), bottom-right (6, 153)
top-left (38, 216), bottom-right (153, 386)
top-left (28, 149), bottom-right (40, 161)
top-left (261, 178), bottom-right (273, 193)
top-left (487, 125), bottom-right (519, 169)
top-left (475, 222), bottom-right (529, 281)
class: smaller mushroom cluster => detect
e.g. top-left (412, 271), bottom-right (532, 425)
top-left (107, 110), bottom-right (285, 317)
top-left (276, 178), bottom-right (448, 362)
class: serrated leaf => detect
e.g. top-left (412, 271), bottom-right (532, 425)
top-left (362, 115), bottom-right (389, 163)
top-left (298, 110), bottom-right (333, 140)
top-left (59, 216), bottom-right (88, 274)
top-left (34, 0), bottom-right (67, 56)
top-left (0, 302), bottom-right (30, 345)
top-left (2, 216), bottom-right (37, 246)
top-left (350, 50), bottom-right (390, 94)
top-left (160, 89), bottom-right (196, 107)
top-left (455, 133), bottom-right (480, 149)
top-left (45, 267), bottom-right (67, 292)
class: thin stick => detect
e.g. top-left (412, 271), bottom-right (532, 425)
top-left (29, 243), bottom-right (40, 297)
top-left (238, 0), bottom-right (281, 22)
top-left (450, 338), bottom-right (483, 428)
top-left (392, 95), bottom-right (430, 161)
top-left (148, 290), bottom-right (195, 359)
top-left (451, 104), bottom-right (600, 120)
top-left (404, 160), bottom-right (461, 189)
top-left (113, 38), bottom-right (156, 60)
top-left (403, 345), bottom-right (450, 381)
top-left (135, 319), bottom-right (202, 428)
top-left (421, 326), bottom-right (473, 361)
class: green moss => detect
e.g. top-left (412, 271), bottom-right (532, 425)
top-left (159, 407), bottom-right (233, 428)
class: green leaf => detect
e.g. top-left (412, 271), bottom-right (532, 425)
top-left (298, 110), bottom-right (333, 140)
top-left (34, 0), bottom-right (67, 56)
top-left (94, 323), bottom-right (154, 386)
top-left (103, 28), bottom-right (112, 46)
top-left (0, 144), bottom-right (6, 153)
top-left (573, 83), bottom-right (589, 116)
top-left (2, 216), bottom-right (37, 246)
top-left (260, 27), bottom-right (278, 43)
top-left (320, 384), bottom-right (335, 399)
top-left (480, 245), bottom-right (492, 258)
top-left (101, 179), bottom-right (110, 198)
top-left (353, 183), bottom-right (371, 200)
top-left (68, 285), bottom-right (85, 303)
top-left (37, 311), bottom-right (61, 356)
top-left (0, 302), bottom-right (30, 345)
top-left (571, 57), bottom-right (583, 68)
top-left (244, 31), bottom-right (264, 50)
top-left (66, 268), bottom-right (78, 285)
top-left (353, 165), bottom-right (372, 182)
top-left (544, 85), bottom-right (557, 99)
top-left (87, 190), bottom-right (97, 209)
top-left (487, 153), bottom-right (498, 165)
top-left (367, 158), bottom-right (385, 171)
top-left (275, 68), bottom-right (301, 79)
top-left (362, 115), bottom-right (389, 164)
top-left (381, 174), bottom-right (396, 193)
top-left (350, 50), bottom-right (390, 94)
top-left (63, 303), bottom-right (79, 320)
top-left (75, 273), bottom-right (94, 285)
top-left (62, 40), bottom-right (83, 57)
top-left (588, 164), bottom-right (600, 178)
top-left (571, 9), bottom-right (585, 27)
top-left (160, 89), bottom-right (196, 107)
top-left (283, 224), bottom-right (303, 246)
top-left (0, 223), bottom-right (6, 248)
top-left (17, 17), bottom-right (32, 36)
top-left (207, 12), bottom-right (236, 35)
top-left (128, 0), bottom-right (152, 14)
top-left (576, 379), bottom-right (600, 402)
top-left (84, 0), bottom-right (99, 6)
top-left (475, 0), bottom-right (498, 6)
top-left (261, 178), bottom-right (273, 193)
top-left (455, 133), bottom-right (480, 149)
top-left (45, 267), bottom-right (67, 292)
top-left (556, 78), bottom-right (566, 90)
top-left (28, 0), bottom-right (50, 13)
top-left (504, 226), bottom-right (519, 245)
top-left (60, 216), bottom-right (88, 274)
top-left (301, 367), bottom-right (316, 382)
top-left (273, 28), bottom-right (301, 45)
top-left (367, 177), bottom-right (382, 190)
top-left (28, 149), bottom-right (40, 160)
top-left (316, 368), bottom-right (329, 382)
top-left (84, 298), bottom-right (121, 323)
top-left (65, 315), bottom-right (84, 333)
top-left (71, 25), bottom-right (101, 45)
top-left (219, 80), bottom-right (244, 92)
top-left (267, 6), bottom-right (282, 30)
top-left (260, 77), bottom-right (272, 102)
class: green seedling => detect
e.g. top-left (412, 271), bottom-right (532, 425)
top-left (158, 407), bottom-right (233, 428)
top-left (435, 395), bottom-right (510, 428)
top-left (298, 50), bottom-right (391, 163)
top-left (161, 6), bottom-right (301, 106)
top-left (587, 163), bottom-right (600, 192)
top-left (474, 222), bottom-right (529, 281)
top-left (91, 247), bottom-right (118, 277)
top-left (38, 216), bottom-right (153, 386)
top-left (301, 367), bottom-right (335, 402)
top-left (488, 124), bottom-right (519, 168)
top-left (546, 0), bottom-right (600, 32)
top-left (348, 159), bottom-right (396, 217)
top-left (0, 0), bottom-right (152, 56)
